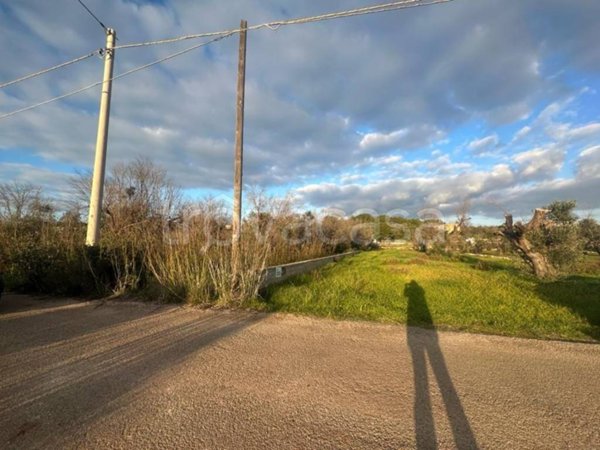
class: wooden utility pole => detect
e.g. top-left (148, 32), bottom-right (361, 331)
top-left (231, 20), bottom-right (248, 281)
top-left (86, 28), bottom-right (116, 246)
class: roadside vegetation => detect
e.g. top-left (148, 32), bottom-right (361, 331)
top-left (259, 248), bottom-right (600, 342)
top-left (0, 158), bottom-right (370, 305)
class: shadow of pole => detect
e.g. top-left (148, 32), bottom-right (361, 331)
top-left (405, 280), bottom-right (478, 450)
top-left (0, 295), bottom-right (168, 356)
top-left (0, 310), bottom-right (262, 447)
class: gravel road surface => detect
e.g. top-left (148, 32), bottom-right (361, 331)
top-left (1, 294), bottom-right (599, 449)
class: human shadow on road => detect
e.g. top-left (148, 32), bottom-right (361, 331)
top-left (405, 280), bottom-right (478, 449)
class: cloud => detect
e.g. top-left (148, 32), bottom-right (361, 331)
top-left (426, 155), bottom-right (471, 174)
top-left (468, 134), bottom-right (499, 154)
top-left (142, 126), bottom-right (178, 138)
top-left (0, 163), bottom-right (75, 208)
top-left (577, 145), bottom-right (600, 179)
top-left (296, 162), bottom-right (515, 218)
top-left (563, 123), bottom-right (600, 141)
top-left (359, 125), bottom-right (444, 151)
top-left (513, 146), bottom-right (565, 180)
top-left (494, 177), bottom-right (600, 220)
top-left (295, 157), bottom-right (600, 222)
top-left (511, 95), bottom-right (600, 149)
top-left (512, 126), bottom-right (532, 143)
top-left (1, 0), bottom-right (600, 222)
top-left (525, 0), bottom-right (600, 73)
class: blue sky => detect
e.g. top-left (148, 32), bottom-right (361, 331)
top-left (1, 0), bottom-right (599, 224)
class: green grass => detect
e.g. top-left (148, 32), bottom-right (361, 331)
top-left (253, 249), bottom-right (600, 342)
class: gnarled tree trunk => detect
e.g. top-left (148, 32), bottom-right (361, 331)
top-left (501, 209), bottom-right (554, 278)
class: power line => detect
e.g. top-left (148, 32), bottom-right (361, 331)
top-left (0, 0), bottom-right (450, 92)
top-left (257, 0), bottom-right (451, 28)
top-left (114, 0), bottom-right (453, 50)
top-left (0, 34), bottom-right (235, 121)
top-left (0, 0), bottom-right (453, 119)
top-left (0, 51), bottom-right (100, 89)
top-left (75, 0), bottom-right (107, 31)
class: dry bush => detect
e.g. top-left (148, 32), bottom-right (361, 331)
top-left (145, 188), bottom-right (359, 306)
top-left (207, 228), bottom-right (270, 307)
top-left (246, 188), bottom-right (327, 266)
top-left (70, 158), bottom-right (182, 294)
top-left (145, 223), bottom-right (212, 303)
top-left (1, 162), bottom-right (367, 305)
top-left (413, 220), bottom-right (445, 252)
top-left (0, 183), bottom-right (92, 294)
top-left (145, 199), bottom-right (226, 304)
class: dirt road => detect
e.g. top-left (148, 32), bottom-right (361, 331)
top-left (1, 294), bottom-right (599, 449)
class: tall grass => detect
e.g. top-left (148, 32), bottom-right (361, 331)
top-left (144, 214), bottom-right (270, 305)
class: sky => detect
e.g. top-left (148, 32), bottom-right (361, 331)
top-left (0, 0), bottom-right (599, 225)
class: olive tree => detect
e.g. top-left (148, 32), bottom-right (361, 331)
top-left (501, 200), bottom-right (584, 278)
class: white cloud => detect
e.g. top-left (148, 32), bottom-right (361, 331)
top-left (142, 126), bottom-right (178, 138)
top-left (296, 162), bottom-right (515, 217)
top-left (295, 158), bottom-right (600, 221)
top-left (564, 123), bottom-right (600, 141)
top-left (511, 126), bottom-right (531, 144)
top-left (359, 125), bottom-right (444, 151)
top-left (0, 163), bottom-right (74, 208)
top-left (468, 134), bottom-right (499, 154)
top-left (511, 94), bottom-right (600, 149)
top-left (577, 145), bottom-right (600, 179)
top-left (426, 155), bottom-right (471, 174)
top-left (513, 146), bottom-right (565, 179)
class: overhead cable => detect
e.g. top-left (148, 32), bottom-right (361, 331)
top-left (0, 0), bottom-right (450, 90)
top-left (0, 34), bottom-right (234, 121)
top-left (0, 51), bottom-right (100, 89)
top-left (75, 0), bottom-right (108, 31)
top-left (113, 0), bottom-right (453, 50)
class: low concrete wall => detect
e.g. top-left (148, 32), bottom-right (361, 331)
top-left (262, 251), bottom-right (357, 286)
top-left (379, 240), bottom-right (411, 248)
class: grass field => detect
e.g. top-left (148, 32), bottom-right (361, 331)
top-left (256, 249), bottom-right (600, 342)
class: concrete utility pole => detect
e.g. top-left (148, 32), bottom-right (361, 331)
top-left (86, 28), bottom-right (116, 246)
top-left (231, 20), bottom-right (248, 278)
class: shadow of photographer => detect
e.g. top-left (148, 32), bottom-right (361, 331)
top-left (405, 280), bottom-right (478, 449)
